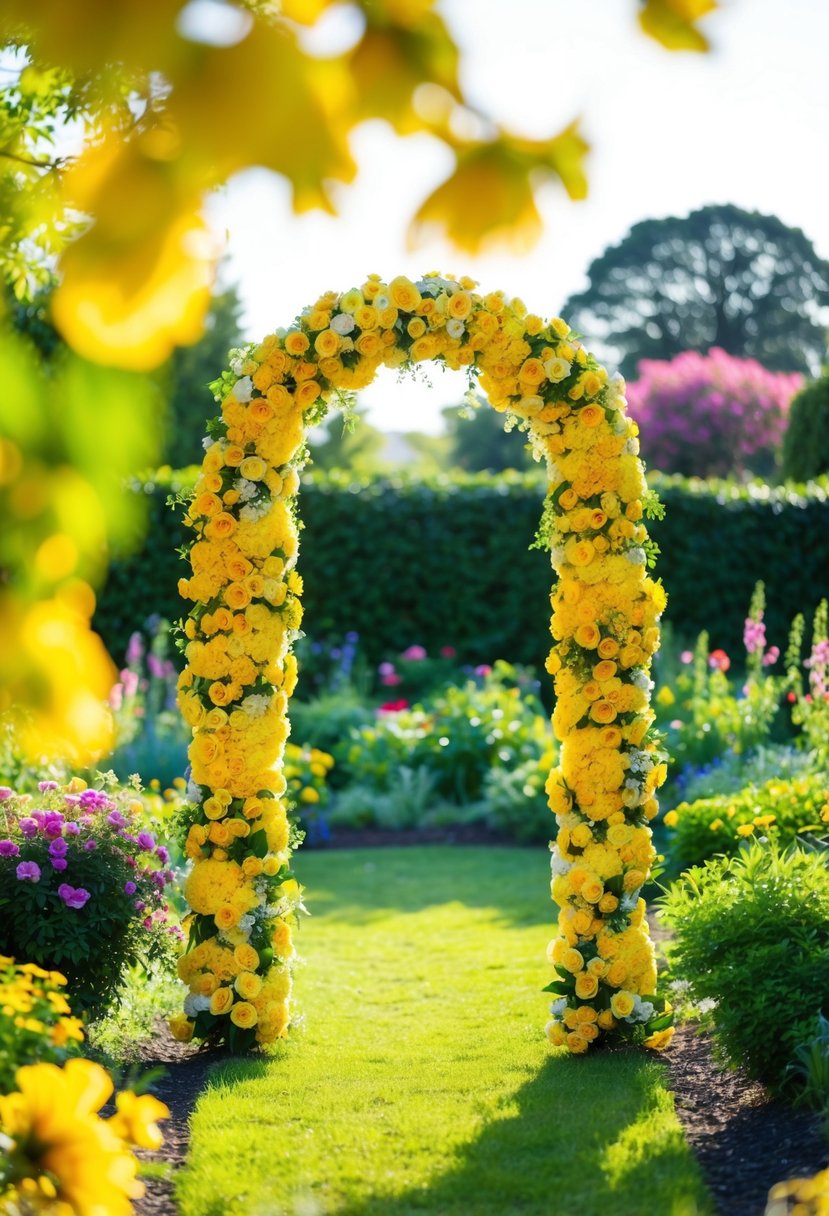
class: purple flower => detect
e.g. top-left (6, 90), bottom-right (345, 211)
top-left (16, 861), bottom-right (41, 882)
top-left (83, 839), bottom-right (97, 852)
top-left (42, 812), bottom-right (65, 839)
top-left (0, 787), bottom-right (14, 802)
top-left (38, 780), bottom-right (59, 793)
top-left (19, 818), bottom-right (38, 838)
top-left (48, 838), bottom-right (68, 858)
top-left (58, 884), bottom-right (91, 909)
top-left (156, 846), bottom-right (169, 864)
top-left (107, 810), bottom-right (128, 829)
top-left (65, 822), bottom-right (81, 836)
top-left (0, 840), bottom-right (20, 858)
top-left (126, 632), bottom-right (144, 666)
top-left (124, 881), bottom-right (137, 895)
top-left (137, 831), bottom-right (155, 851)
top-left (51, 858), bottom-right (68, 872)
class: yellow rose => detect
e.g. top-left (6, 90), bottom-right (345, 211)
top-left (314, 329), bottom-right (340, 358)
top-left (590, 701), bottom-right (617, 725)
top-left (209, 986), bottom-right (235, 1016)
top-left (561, 947), bottom-right (584, 974)
top-left (234, 943), bottom-right (260, 971)
top-left (546, 1020), bottom-right (568, 1047)
top-left (215, 904), bottom-right (240, 931)
top-left (235, 971), bottom-right (263, 1000)
top-left (239, 456), bottom-right (266, 481)
top-left (579, 404), bottom-right (604, 428)
top-left (169, 1013), bottom-right (195, 1042)
top-left (610, 991), bottom-right (635, 1019)
top-left (388, 275), bottom-right (422, 312)
top-left (230, 1001), bottom-right (258, 1029)
top-left (574, 624), bottom-right (600, 649)
top-left (574, 973), bottom-right (599, 1000)
top-left (284, 330), bottom-right (309, 356)
top-left (566, 1031), bottom-right (589, 1054)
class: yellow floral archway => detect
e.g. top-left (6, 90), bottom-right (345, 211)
top-left (171, 272), bottom-right (673, 1055)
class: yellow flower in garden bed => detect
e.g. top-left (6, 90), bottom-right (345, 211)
top-left (173, 271), bottom-right (671, 1054)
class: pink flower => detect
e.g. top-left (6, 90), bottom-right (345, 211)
top-left (401, 645), bottom-right (427, 662)
top-left (440, 646), bottom-right (457, 659)
top-left (762, 647), bottom-right (780, 667)
top-left (0, 787), bottom-right (14, 801)
top-left (474, 665), bottom-right (493, 677)
top-left (378, 699), bottom-right (410, 714)
top-left (16, 861), bottom-right (41, 882)
top-left (0, 840), bottom-right (20, 857)
top-left (381, 672), bottom-right (402, 686)
top-left (680, 651), bottom-right (694, 665)
top-left (57, 884), bottom-right (91, 909)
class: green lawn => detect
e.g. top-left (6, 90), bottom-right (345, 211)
top-left (176, 846), bottom-right (711, 1216)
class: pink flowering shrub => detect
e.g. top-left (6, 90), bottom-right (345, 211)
top-left (0, 776), bottom-right (179, 1020)
top-left (626, 348), bottom-right (802, 478)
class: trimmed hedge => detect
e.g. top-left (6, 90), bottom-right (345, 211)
top-left (94, 468), bottom-right (829, 672)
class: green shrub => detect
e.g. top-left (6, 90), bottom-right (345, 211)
top-left (0, 776), bottom-right (178, 1020)
top-left (784, 1012), bottom-right (829, 1120)
top-left (94, 468), bottom-right (829, 674)
top-left (668, 743), bottom-right (816, 806)
top-left (340, 662), bottom-right (550, 805)
top-left (782, 373), bottom-right (829, 482)
top-left (482, 751), bottom-right (555, 843)
top-left (663, 772), bottom-right (829, 871)
top-left (660, 841), bottom-right (829, 1092)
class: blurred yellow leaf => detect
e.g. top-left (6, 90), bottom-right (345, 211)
top-left (348, 10), bottom-right (460, 132)
top-left (0, 587), bottom-right (115, 765)
top-left (409, 122), bottom-right (589, 254)
top-left (4, 0), bottom-right (184, 75)
top-left (171, 23), bottom-right (357, 211)
top-left (409, 143), bottom-right (542, 256)
top-left (638, 0), bottom-right (717, 51)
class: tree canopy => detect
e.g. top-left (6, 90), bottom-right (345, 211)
top-left (563, 205), bottom-right (829, 379)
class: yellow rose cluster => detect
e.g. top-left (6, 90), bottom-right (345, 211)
top-left (174, 271), bottom-right (671, 1052)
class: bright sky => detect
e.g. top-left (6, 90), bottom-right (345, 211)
top-left (207, 0), bottom-right (829, 435)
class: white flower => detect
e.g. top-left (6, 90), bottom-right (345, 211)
top-left (232, 375), bottom-right (253, 403)
top-left (632, 997), bottom-right (655, 1023)
top-left (625, 547), bottom-right (646, 565)
top-left (624, 437), bottom-right (640, 455)
top-left (330, 312), bottom-right (355, 335)
top-left (230, 357), bottom-right (244, 375)
top-left (186, 778), bottom-right (201, 802)
top-left (183, 994), bottom-right (211, 1016)
top-left (544, 356), bottom-right (572, 383)
top-left (236, 478), bottom-right (259, 502)
top-left (374, 293), bottom-right (390, 310)
top-left (550, 998), bottom-right (567, 1017)
top-left (550, 847), bottom-right (572, 878)
top-left (631, 669), bottom-right (653, 691)
top-left (239, 500), bottom-right (272, 522)
top-left (445, 318), bottom-right (465, 340)
top-left (202, 436), bottom-right (214, 451)
top-left (243, 693), bottom-right (272, 718)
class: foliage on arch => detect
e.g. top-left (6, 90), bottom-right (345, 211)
top-left (170, 272), bottom-right (673, 1055)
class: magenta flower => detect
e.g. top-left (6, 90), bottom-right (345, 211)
top-left (51, 858), bottom-right (68, 872)
top-left (48, 838), bottom-right (68, 858)
top-left (38, 780), bottom-right (59, 793)
top-left (18, 818), bottom-right (38, 838)
top-left (440, 646), bottom-right (457, 659)
top-left (401, 644), bottom-right (427, 662)
top-left (83, 839), bottom-right (97, 851)
top-left (124, 880), bottom-right (137, 895)
top-left (107, 810), bottom-right (128, 829)
top-left (16, 861), bottom-right (41, 882)
top-left (137, 831), bottom-right (155, 851)
top-left (0, 787), bottom-right (13, 802)
top-left (156, 846), bottom-right (169, 864)
top-left (0, 840), bottom-right (20, 858)
top-left (57, 884), bottom-right (91, 909)
top-left (65, 822), bottom-right (81, 836)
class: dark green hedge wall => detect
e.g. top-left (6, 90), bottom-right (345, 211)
top-left (94, 469), bottom-right (829, 673)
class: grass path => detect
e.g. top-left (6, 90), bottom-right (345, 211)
top-left (176, 846), bottom-right (712, 1216)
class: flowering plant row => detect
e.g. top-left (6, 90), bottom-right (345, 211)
top-left (176, 271), bottom-right (671, 1051)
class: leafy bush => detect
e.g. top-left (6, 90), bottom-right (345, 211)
top-left (782, 372), bottom-right (829, 482)
top-left (784, 1012), bottom-right (829, 1121)
top-left (668, 743), bottom-right (816, 807)
top-left (288, 689), bottom-right (374, 778)
top-left (482, 750), bottom-right (555, 843)
top-left (95, 467), bottom-right (829, 678)
top-left (663, 773), bottom-right (829, 871)
top-left (0, 776), bottom-right (179, 1019)
top-left (659, 841), bottom-right (829, 1092)
top-left (0, 959), bottom-right (84, 1093)
top-left (626, 348), bottom-right (802, 479)
top-left (340, 662), bottom-right (551, 805)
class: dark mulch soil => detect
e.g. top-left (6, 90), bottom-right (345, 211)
top-left (133, 1025), bottom-right (220, 1216)
top-left (665, 1023), bottom-right (828, 1216)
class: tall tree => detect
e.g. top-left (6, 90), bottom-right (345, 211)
top-left (442, 401), bottom-right (534, 473)
top-left (563, 205), bottom-right (829, 379)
